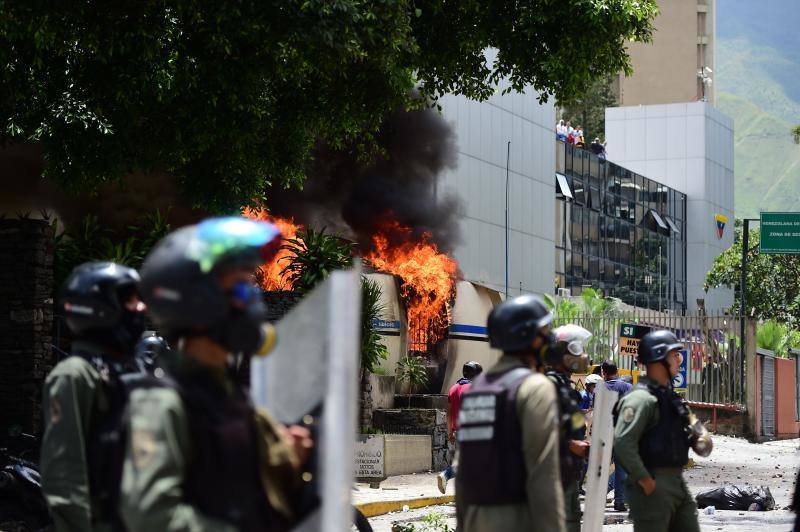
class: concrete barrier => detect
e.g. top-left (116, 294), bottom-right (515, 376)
top-left (384, 435), bottom-right (432, 476)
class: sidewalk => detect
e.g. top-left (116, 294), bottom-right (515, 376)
top-left (353, 472), bottom-right (454, 517)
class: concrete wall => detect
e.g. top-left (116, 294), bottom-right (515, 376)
top-left (373, 408), bottom-right (448, 471)
top-left (441, 281), bottom-right (502, 392)
top-left (438, 51), bottom-right (556, 297)
top-left (618, 0), bottom-right (715, 106)
top-left (369, 374), bottom-right (396, 411)
top-left (605, 102), bottom-right (734, 311)
top-left (367, 273), bottom-right (407, 376)
top-left (383, 435), bottom-right (432, 476)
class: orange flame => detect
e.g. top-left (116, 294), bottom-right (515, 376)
top-left (243, 206), bottom-right (300, 291)
top-left (365, 221), bottom-right (458, 350)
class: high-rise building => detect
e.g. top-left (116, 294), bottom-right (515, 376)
top-left (616, 0), bottom-right (715, 106)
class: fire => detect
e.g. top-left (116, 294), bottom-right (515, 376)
top-left (242, 206), bottom-right (301, 291)
top-left (365, 221), bottom-right (458, 350)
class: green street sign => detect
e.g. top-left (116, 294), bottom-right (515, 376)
top-left (760, 212), bottom-right (800, 254)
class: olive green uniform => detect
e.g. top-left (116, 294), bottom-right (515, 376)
top-left (40, 341), bottom-right (115, 532)
top-left (457, 356), bottom-right (566, 532)
top-left (119, 356), bottom-right (302, 531)
top-left (613, 379), bottom-right (699, 532)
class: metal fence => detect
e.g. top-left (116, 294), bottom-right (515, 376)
top-left (554, 310), bottom-right (744, 406)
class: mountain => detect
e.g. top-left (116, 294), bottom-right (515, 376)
top-left (715, 1), bottom-right (800, 218)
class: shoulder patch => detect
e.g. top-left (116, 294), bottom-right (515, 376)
top-left (131, 429), bottom-right (158, 470)
top-left (621, 406), bottom-right (635, 423)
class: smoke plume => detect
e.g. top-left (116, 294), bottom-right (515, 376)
top-left (266, 106), bottom-right (462, 252)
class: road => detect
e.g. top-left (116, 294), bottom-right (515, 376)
top-left (364, 435), bottom-right (799, 531)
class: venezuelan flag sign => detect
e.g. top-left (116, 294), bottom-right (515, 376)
top-left (715, 214), bottom-right (728, 239)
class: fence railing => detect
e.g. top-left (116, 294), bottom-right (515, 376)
top-left (554, 310), bottom-right (744, 406)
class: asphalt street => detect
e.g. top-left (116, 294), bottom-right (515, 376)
top-left (364, 435), bottom-right (800, 531)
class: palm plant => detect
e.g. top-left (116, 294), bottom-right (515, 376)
top-left (756, 319), bottom-right (791, 357)
top-left (361, 276), bottom-right (389, 373)
top-left (397, 355), bottom-right (429, 407)
top-left (279, 227), bottom-right (355, 293)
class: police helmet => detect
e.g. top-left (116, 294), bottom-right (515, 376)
top-left (135, 332), bottom-right (169, 361)
top-left (462, 361), bottom-right (483, 380)
top-left (487, 295), bottom-right (553, 352)
top-left (59, 262), bottom-right (145, 352)
top-left (637, 330), bottom-right (684, 365)
top-left (140, 217), bottom-right (281, 355)
top-left (547, 323), bottom-right (592, 369)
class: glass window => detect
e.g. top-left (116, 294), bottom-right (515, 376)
top-left (588, 211), bottom-right (600, 242)
top-left (571, 208), bottom-right (583, 254)
top-left (589, 187), bottom-right (600, 211)
top-left (556, 141), bottom-right (566, 174)
top-left (556, 173), bottom-right (573, 199)
top-left (620, 171), bottom-right (635, 201)
top-left (589, 257), bottom-right (600, 279)
top-left (574, 179), bottom-right (585, 205)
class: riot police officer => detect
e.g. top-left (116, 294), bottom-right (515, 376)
top-left (547, 324), bottom-right (592, 532)
top-left (455, 294), bottom-right (565, 532)
top-left (41, 262), bottom-right (148, 531)
top-left (613, 330), bottom-right (710, 532)
top-left (119, 217), bottom-right (312, 532)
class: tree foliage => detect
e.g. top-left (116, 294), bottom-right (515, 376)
top-left (705, 220), bottom-right (800, 324)
top-left (361, 277), bottom-right (389, 373)
top-left (1, 1), bottom-right (657, 213)
top-left (558, 74), bottom-right (618, 141)
top-left (792, 124), bottom-right (800, 144)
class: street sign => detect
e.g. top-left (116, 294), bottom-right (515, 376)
top-left (672, 349), bottom-right (688, 393)
top-left (619, 323), bottom-right (652, 356)
top-left (760, 212), bottom-right (800, 254)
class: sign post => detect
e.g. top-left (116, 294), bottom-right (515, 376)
top-left (672, 349), bottom-right (688, 393)
top-left (619, 323), bottom-right (651, 357)
top-left (760, 212), bottom-right (800, 254)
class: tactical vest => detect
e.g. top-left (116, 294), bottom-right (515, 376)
top-left (637, 383), bottom-right (691, 470)
top-left (172, 369), bottom-right (287, 532)
top-left (546, 370), bottom-right (586, 485)
top-left (81, 352), bottom-right (150, 531)
top-left (455, 366), bottom-right (532, 506)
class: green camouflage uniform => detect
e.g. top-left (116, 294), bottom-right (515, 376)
top-left (613, 379), bottom-right (699, 532)
top-left (119, 356), bottom-right (302, 531)
top-left (40, 341), bottom-right (115, 532)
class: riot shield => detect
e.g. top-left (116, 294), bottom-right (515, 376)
top-left (251, 264), bottom-right (362, 532)
top-left (583, 384), bottom-right (619, 532)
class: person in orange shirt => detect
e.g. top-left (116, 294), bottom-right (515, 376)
top-left (437, 361), bottom-right (483, 493)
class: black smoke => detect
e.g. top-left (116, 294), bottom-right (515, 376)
top-left (266, 106), bottom-right (462, 252)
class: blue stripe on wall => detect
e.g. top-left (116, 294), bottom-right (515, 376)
top-left (449, 324), bottom-right (487, 336)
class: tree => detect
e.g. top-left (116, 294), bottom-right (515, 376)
top-left (279, 228), bottom-right (355, 294)
top-left (705, 220), bottom-right (800, 324)
top-left (2, 1), bottom-right (658, 214)
top-left (558, 74), bottom-right (618, 141)
top-left (792, 125), bottom-right (800, 144)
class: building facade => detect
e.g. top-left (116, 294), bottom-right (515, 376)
top-left (616, 0), bottom-right (715, 106)
top-left (605, 102), bottom-right (734, 311)
top-left (556, 142), bottom-right (687, 312)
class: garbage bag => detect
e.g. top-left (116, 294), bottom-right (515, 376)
top-left (695, 484), bottom-right (775, 511)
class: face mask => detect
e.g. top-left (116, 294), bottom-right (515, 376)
top-left (119, 308), bottom-right (147, 351)
top-left (212, 282), bottom-right (276, 356)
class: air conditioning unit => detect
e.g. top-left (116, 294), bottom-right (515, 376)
top-left (557, 288), bottom-right (571, 298)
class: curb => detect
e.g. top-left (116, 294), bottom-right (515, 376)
top-left (356, 495), bottom-right (455, 518)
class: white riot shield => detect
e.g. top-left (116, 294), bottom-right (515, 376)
top-left (251, 264), bottom-right (362, 532)
top-left (583, 385), bottom-right (619, 532)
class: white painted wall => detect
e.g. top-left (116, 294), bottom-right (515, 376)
top-left (605, 102), bottom-right (735, 311)
top-left (437, 62), bottom-right (556, 297)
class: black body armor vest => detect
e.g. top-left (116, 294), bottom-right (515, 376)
top-left (455, 366), bottom-right (532, 506)
top-left (546, 370), bottom-right (586, 485)
top-left (81, 351), bottom-right (149, 531)
top-left (638, 383), bottom-right (691, 470)
top-left (173, 369), bottom-right (287, 532)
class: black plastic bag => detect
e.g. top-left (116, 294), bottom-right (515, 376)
top-left (695, 484), bottom-right (775, 511)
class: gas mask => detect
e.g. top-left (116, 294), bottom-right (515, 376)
top-left (211, 282), bottom-right (277, 357)
top-left (561, 339), bottom-right (590, 374)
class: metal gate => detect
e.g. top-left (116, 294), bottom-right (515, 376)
top-left (761, 353), bottom-right (776, 438)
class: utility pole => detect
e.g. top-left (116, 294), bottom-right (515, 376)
top-left (505, 140), bottom-right (511, 298)
top-left (740, 218), bottom-right (759, 404)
